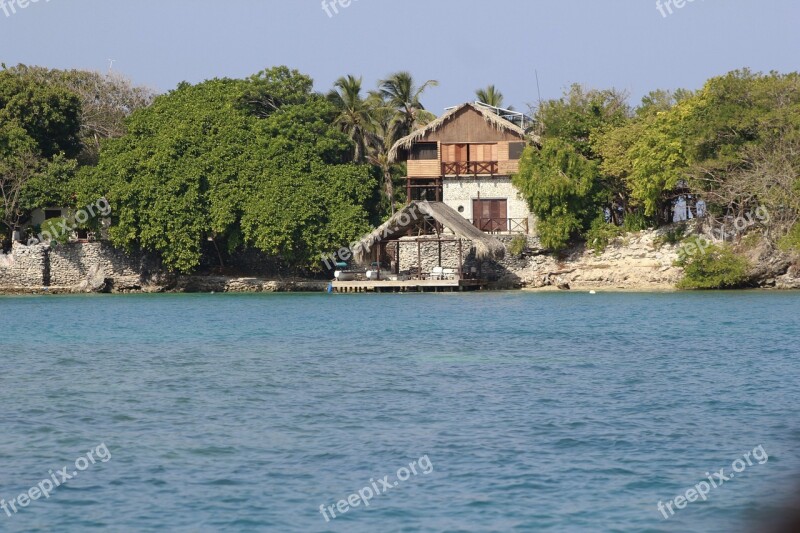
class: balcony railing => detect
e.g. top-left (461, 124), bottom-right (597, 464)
top-left (442, 161), bottom-right (499, 176)
top-left (472, 218), bottom-right (530, 234)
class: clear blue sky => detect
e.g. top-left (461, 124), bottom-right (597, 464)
top-left (1, 0), bottom-right (797, 113)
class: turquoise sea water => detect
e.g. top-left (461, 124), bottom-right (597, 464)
top-left (0, 291), bottom-right (799, 532)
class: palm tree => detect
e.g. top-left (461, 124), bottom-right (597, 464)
top-left (365, 93), bottom-right (401, 215)
top-left (377, 72), bottom-right (439, 146)
top-left (327, 75), bottom-right (375, 163)
top-left (475, 85), bottom-right (509, 109)
top-left (366, 150), bottom-right (398, 216)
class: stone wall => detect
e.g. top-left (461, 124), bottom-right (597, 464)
top-left (396, 237), bottom-right (466, 276)
top-left (0, 243), bottom-right (48, 288)
top-left (0, 242), bottom-right (156, 292)
top-left (49, 242), bottom-right (152, 290)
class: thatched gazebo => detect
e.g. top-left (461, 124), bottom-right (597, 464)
top-left (350, 201), bottom-right (505, 280)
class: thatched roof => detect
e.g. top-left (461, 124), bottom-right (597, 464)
top-left (388, 102), bottom-right (533, 162)
top-left (352, 201), bottom-right (506, 263)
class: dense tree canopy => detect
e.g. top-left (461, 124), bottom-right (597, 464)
top-left (516, 72), bottom-right (800, 251)
top-left (77, 68), bottom-right (377, 272)
top-left (513, 85), bottom-right (630, 250)
top-left (4, 65), bottom-right (155, 164)
top-left (3, 60), bottom-right (799, 269)
top-left (0, 69), bottom-right (83, 237)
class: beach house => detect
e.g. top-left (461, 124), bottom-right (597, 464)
top-left (329, 103), bottom-right (537, 291)
top-left (388, 101), bottom-right (536, 234)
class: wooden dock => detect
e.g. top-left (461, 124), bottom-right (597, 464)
top-left (330, 279), bottom-right (487, 293)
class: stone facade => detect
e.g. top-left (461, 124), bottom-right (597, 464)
top-left (442, 176), bottom-right (533, 232)
top-left (395, 237), bottom-right (466, 276)
top-left (391, 235), bottom-right (539, 280)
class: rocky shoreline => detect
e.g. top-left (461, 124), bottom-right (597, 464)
top-left (2, 226), bottom-right (799, 295)
top-left (491, 226), bottom-right (800, 292)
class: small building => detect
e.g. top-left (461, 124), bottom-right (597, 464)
top-left (388, 102), bottom-right (536, 234)
top-left (331, 201), bottom-right (506, 292)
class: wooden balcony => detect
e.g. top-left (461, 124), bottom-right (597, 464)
top-left (472, 218), bottom-right (530, 234)
top-left (442, 161), bottom-right (499, 176)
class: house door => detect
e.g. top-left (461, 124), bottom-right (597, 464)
top-left (473, 199), bottom-right (508, 232)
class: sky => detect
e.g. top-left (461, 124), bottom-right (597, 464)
top-left (1, 0), bottom-right (798, 114)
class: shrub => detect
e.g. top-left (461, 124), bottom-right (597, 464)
top-left (778, 222), bottom-right (800, 252)
top-left (39, 218), bottom-right (72, 245)
top-left (654, 224), bottom-right (686, 248)
top-left (507, 234), bottom-right (527, 257)
top-left (585, 216), bottom-right (622, 254)
top-left (622, 210), bottom-right (651, 232)
top-left (676, 243), bottom-right (751, 289)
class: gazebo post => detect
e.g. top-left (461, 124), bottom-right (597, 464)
top-left (458, 239), bottom-right (463, 279)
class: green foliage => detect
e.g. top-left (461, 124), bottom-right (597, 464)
top-left (377, 72), bottom-right (438, 146)
top-left (20, 154), bottom-right (78, 210)
top-left (622, 210), bottom-right (651, 232)
top-left (586, 219), bottom-right (621, 254)
top-left (507, 234), bottom-right (527, 257)
top-left (537, 84), bottom-right (630, 158)
top-left (0, 70), bottom-right (82, 158)
top-left (676, 243), bottom-right (751, 290)
top-left (596, 70), bottom-right (800, 227)
top-left (4, 64), bottom-right (154, 164)
top-left (327, 75), bottom-right (374, 163)
top-left (585, 217), bottom-right (622, 254)
top-left (0, 70), bottom-right (83, 235)
top-left (594, 103), bottom-right (688, 218)
top-left (78, 68), bottom-right (377, 272)
top-left (475, 85), bottom-right (507, 108)
top-left (39, 218), bottom-right (71, 244)
top-left (654, 225), bottom-right (686, 248)
top-left (513, 139), bottom-right (600, 250)
top-left (778, 222), bottom-right (800, 252)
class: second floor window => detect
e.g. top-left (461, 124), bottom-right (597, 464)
top-left (441, 144), bottom-right (497, 162)
top-left (410, 143), bottom-right (438, 160)
top-left (509, 142), bottom-right (526, 160)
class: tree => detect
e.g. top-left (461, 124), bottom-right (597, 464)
top-left (377, 71), bottom-right (438, 145)
top-left (513, 84), bottom-right (631, 249)
top-left (0, 125), bottom-right (41, 237)
top-left (594, 101), bottom-right (688, 220)
top-left (513, 139), bottom-right (601, 250)
top-left (78, 68), bottom-right (377, 272)
top-left (0, 69), bottom-right (82, 158)
top-left (364, 92), bottom-right (406, 215)
top-left (536, 84), bottom-right (629, 158)
top-left (475, 85), bottom-right (507, 108)
top-left (0, 70), bottom-right (82, 238)
top-left (595, 70), bottom-right (800, 228)
top-left (5, 65), bottom-right (155, 164)
top-left (327, 75), bottom-right (377, 163)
